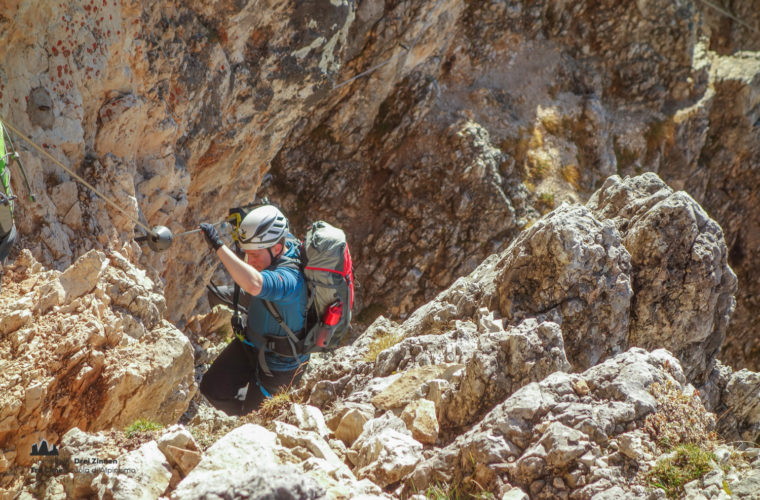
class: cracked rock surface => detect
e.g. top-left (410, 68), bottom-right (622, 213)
top-left (0, 249), bottom-right (195, 470)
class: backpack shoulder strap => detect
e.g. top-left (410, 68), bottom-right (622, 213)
top-left (272, 236), bottom-right (303, 271)
top-left (262, 300), bottom-right (304, 356)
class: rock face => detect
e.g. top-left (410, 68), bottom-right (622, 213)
top-left (0, 0), bottom-right (758, 371)
top-left (171, 423), bottom-right (385, 500)
top-left (264, 0), bottom-right (702, 321)
top-left (1, 0), bottom-right (759, 495)
top-left (0, 0), bottom-right (359, 321)
top-left (408, 348), bottom-right (700, 497)
top-left (301, 173), bottom-right (734, 387)
top-left (0, 249), bottom-right (195, 471)
top-left (587, 173), bottom-right (737, 381)
top-left (661, 51), bottom-right (760, 371)
top-left (92, 441), bottom-right (173, 500)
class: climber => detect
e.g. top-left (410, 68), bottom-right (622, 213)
top-left (198, 204), bottom-right (308, 416)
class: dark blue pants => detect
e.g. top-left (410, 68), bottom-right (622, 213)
top-left (199, 338), bottom-right (301, 415)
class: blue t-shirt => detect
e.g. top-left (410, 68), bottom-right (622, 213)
top-left (245, 239), bottom-right (308, 371)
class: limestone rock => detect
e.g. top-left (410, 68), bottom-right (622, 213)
top-left (1, 1), bottom-right (759, 497)
top-left (57, 428), bottom-right (124, 498)
top-left (157, 425), bottom-right (201, 477)
top-left (265, 0), bottom-right (709, 331)
top-left (731, 469), bottom-right (760, 499)
top-left (0, 0), bottom-right (757, 374)
top-left (407, 348), bottom-right (693, 495)
top-left (92, 441), bottom-right (172, 500)
top-left (400, 399), bottom-right (439, 445)
top-left (0, 308), bottom-right (31, 335)
top-left (172, 424), bottom-right (281, 497)
top-left (587, 173), bottom-right (737, 382)
top-left (334, 407), bottom-right (373, 447)
top-left (161, 446), bottom-right (201, 481)
top-left (171, 423), bottom-right (382, 499)
top-left (157, 425), bottom-right (200, 454)
top-left (0, 250), bottom-right (195, 469)
top-left (58, 250), bottom-right (108, 300)
top-left (539, 422), bottom-right (593, 470)
top-left (49, 182), bottom-right (79, 220)
top-left (697, 359), bottom-right (734, 412)
top-left (371, 364), bottom-right (463, 411)
top-left (366, 201), bottom-right (632, 375)
top-left (350, 413), bottom-right (423, 488)
top-left (438, 318), bottom-right (571, 428)
top-left (671, 51), bottom-right (760, 372)
top-left (172, 462), bottom-right (326, 500)
top-left (299, 175), bottom-right (739, 492)
top-left (501, 487), bottom-right (529, 500)
top-left (491, 204), bottom-right (633, 371)
top-left (284, 404), bottom-right (331, 441)
top-left (95, 321), bottom-right (195, 426)
top-left (617, 430), bottom-right (655, 462)
top-left (720, 369), bottom-right (760, 443)
top-left (276, 116), bottom-right (528, 319)
top-left (274, 421), bottom-right (347, 475)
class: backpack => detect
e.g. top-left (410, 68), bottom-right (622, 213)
top-left (298, 221), bottom-right (355, 351)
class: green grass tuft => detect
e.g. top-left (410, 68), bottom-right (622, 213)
top-left (647, 443), bottom-right (716, 499)
top-left (124, 418), bottom-right (163, 438)
top-left (422, 481), bottom-right (496, 499)
top-left (259, 389), bottom-right (296, 421)
top-left (537, 191), bottom-right (555, 214)
top-left (363, 333), bottom-right (402, 363)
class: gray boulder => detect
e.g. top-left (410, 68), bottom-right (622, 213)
top-left (92, 441), bottom-right (172, 500)
top-left (172, 462), bottom-right (325, 500)
top-left (438, 318), bottom-right (571, 428)
top-left (587, 173), bottom-right (737, 382)
top-left (720, 369), bottom-right (760, 444)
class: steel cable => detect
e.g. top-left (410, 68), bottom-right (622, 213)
top-left (0, 114), bottom-right (154, 235)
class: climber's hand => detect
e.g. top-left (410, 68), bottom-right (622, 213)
top-left (200, 223), bottom-right (224, 252)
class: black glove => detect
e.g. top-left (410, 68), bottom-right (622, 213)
top-left (200, 223), bottom-right (224, 251)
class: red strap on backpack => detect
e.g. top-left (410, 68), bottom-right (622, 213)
top-left (303, 243), bottom-right (354, 308)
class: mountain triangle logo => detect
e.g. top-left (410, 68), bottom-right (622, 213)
top-left (30, 439), bottom-right (59, 456)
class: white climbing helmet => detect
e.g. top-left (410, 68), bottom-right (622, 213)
top-left (238, 205), bottom-right (289, 250)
